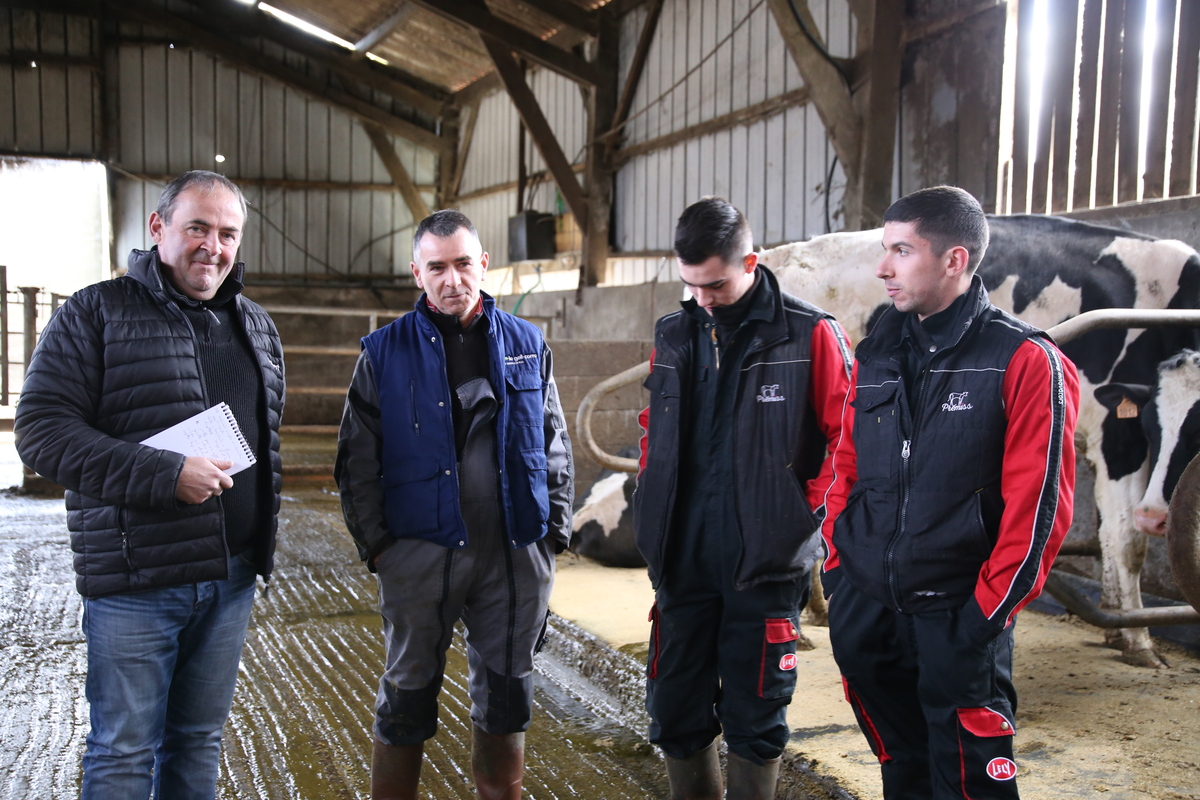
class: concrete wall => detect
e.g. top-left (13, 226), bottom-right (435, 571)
top-left (1063, 195), bottom-right (1200, 254)
top-left (493, 281), bottom-right (686, 341)
top-left (548, 340), bottom-right (652, 501)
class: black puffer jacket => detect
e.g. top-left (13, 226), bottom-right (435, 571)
top-left (15, 249), bottom-right (285, 598)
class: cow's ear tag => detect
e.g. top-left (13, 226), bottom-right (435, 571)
top-left (1116, 397), bottom-right (1139, 419)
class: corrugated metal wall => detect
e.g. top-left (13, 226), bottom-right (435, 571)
top-left (455, 68), bottom-right (587, 267)
top-left (112, 39), bottom-right (438, 278)
top-left (613, 0), bottom-right (853, 252)
top-left (0, 6), bottom-right (440, 280)
top-left (452, 0), bottom-right (855, 266)
top-left (0, 8), bottom-right (103, 157)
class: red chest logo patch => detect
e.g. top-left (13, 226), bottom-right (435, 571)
top-left (986, 757), bottom-right (1017, 780)
top-left (778, 653), bottom-right (797, 671)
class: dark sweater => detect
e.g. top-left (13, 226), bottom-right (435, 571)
top-left (420, 303), bottom-right (492, 460)
top-left (169, 278), bottom-right (268, 558)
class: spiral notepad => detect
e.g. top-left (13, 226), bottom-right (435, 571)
top-left (141, 402), bottom-right (257, 476)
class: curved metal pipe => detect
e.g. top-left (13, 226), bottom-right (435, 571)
top-left (575, 360), bottom-right (651, 473)
top-left (1045, 308), bottom-right (1200, 344)
top-left (1041, 571), bottom-right (1200, 628)
top-left (1168, 452), bottom-right (1200, 612)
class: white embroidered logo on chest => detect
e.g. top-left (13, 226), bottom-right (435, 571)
top-left (941, 391), bottom-right (973, 412)
top-left (757, 384), bottom-right (785, 403)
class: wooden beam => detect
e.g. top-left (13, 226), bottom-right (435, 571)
top-left (408, 0), bottom-right (603, 86)
top-left (447, 101), bottom-right (479, 202)
top-left (352, 1), bottom-right (417, 59)
top-left (613, 87), bottom-right (811, 167)
top-left (361, 121), bottom-right (432, 221)
top-left (0, 52), bottom-right (101, 70)
top-left (852, 0), bottom-right (903, 230)
top-left (1169, 0), bottom-right (1200, 197)
top-left (121, 170), bottom-right (436, 194)
top-left (192, 0), bottom-right (445, 116)
top-left (766, 0), bottom-right (861, 192)
top-left (608, 0), bottom-right (663, 149)
top-left (451, 163), bottom-right (585, 204)
top-left (484, 39), bottom-right (589, 230)
top-left (452, 72), bottom-right (503, 108)
top-left (902, 0), bottom-right (1003, 45)
top-left (516, 0), bottom-right (599, 38)
top-left (108, 0), bottom-right (452, 154)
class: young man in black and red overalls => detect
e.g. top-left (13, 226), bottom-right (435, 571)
top-left (634, 197), bottom-right (853, 799)
top-left (822, 186), bottom-right (1080, 799)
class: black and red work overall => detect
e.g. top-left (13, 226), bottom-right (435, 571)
top-left (822, 279), bottom-right (1079, 799)
top-left (635, 267), bottom-right (853, 765)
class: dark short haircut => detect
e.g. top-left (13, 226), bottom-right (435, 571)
top-left (413, 209), bottom-right (479, 262)
top-left (883, 186), bottom-right (990, 271)
top-left (157, 170), bottom-right (247, 224)
top-left (674, 197), bottom-right (752, 266)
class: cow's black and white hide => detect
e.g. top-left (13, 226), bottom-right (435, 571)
top-left (762, 214), bottom-right (1200, 667)
top-left (570, 447), bottom-right (645, 568)
top-left (1095, 350), bottom-right (1200, 538)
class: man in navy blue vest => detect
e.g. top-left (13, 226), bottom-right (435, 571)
top-left (336, 210), bottom-right (573, 800)
top-left (822, 187), bottom-right (1079, 799)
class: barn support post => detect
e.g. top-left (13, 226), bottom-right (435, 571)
top-left (19, 287), bottom-right (37, 372)
top-left (581, 9), bottom-right (620, 290)
top-left (852, 0), bottom-right (903, 230)
top-left (0, 266), bottom-right (8, 406)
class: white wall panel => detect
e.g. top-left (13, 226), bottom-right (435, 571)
top-left (113, 42), bottom-right (437, 279)
top-left (613, 0), bottom-right (854, 253)
top-left (0, 9), bottom-right (102, 157)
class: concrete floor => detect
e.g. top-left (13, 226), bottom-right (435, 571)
top-left (6, 431), bottom-right (1200, 799)
top-left (0, 435), bottom-right (667, 799)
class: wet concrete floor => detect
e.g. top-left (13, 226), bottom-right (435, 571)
top-left (0, 433), bottom-right (668, 799)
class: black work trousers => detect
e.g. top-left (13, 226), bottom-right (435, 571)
top-left (828, 581), bottom-right (1021, 799)
top-left (645, 484), bottom-right (809, 765)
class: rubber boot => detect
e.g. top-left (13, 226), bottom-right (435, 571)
top-left (471, 725), bottom-right (525, 800)
top-left (371, 740), bottom-right (424, 800)
top-left (664, 740), bottom-right (723, 800)
top-left (725, 752), bottom-right (781, 800)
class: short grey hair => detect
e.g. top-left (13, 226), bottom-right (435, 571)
top-left (157, 170), bottom-right (248, 224)
top-left (412, 209), bottom-right (479, 262)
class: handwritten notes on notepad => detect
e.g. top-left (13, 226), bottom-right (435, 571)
top-left (141, 402), bottom-right (257, 476)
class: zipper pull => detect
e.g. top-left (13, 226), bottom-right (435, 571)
top-left (710, 326), bottom-right (720, 370)
top-left (902, 439), bottom-right (911, 459)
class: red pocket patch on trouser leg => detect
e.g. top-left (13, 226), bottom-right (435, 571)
top-left (956, 707), bottom-right (1019, 798)
top-left (757, 618), bottom-right (799, 698)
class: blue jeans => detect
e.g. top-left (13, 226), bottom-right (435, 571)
top-left (80, 554), bottom-right (258, 800)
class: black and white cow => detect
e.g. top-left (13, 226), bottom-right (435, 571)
top-left (1095, 350), bottom-right (1200, 539)
top-left (762, 214), bottom-right (1200, 667)
top-left (570, 447), bottom-right (645, 568)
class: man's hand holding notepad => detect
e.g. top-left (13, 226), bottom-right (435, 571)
top-left (141, 402), bottom-right (257, 476)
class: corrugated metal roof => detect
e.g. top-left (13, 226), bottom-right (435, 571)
top-left (265, 0), bottom-right (611, 94)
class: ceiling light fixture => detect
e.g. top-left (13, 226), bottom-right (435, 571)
top-left (259, 2), bottom-right (355, 51)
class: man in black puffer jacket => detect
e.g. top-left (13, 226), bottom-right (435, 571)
top-left (15, 171), bottom-right (284, 800)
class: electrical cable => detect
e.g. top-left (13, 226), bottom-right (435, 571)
top-left (785, 0), bottom-right (853, 88)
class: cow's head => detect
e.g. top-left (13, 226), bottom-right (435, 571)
top-left (1095, 350), bottom-right (1200, 536)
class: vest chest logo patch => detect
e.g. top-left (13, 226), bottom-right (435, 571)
top-left (504, 352), bottom-right (537, 367)
top-left (941, 391), bottom-right (973, 412)
top-left (757, 384), bottom-right (785, 403)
